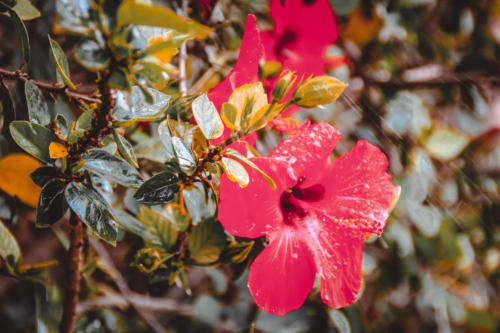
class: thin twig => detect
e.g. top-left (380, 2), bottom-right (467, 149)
top-left (59, 212), bottom-right (84, 333)
top-left (89, 238), bottom-right (172, 333)
top-left (178, 0), bottom-right (189, 96)
top-left (0, 68), bottom-right (101, 104)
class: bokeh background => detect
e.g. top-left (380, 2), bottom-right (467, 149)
top-left (0, 0), bottom-right (500, 332)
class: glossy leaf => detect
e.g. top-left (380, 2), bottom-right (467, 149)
top-left (82, 149), bottom-right (143, 188)
top-left (221, 102), bottom-right (239, 131)
top-left (75, 39), bottom-right (110, 71)
top-left (228, 82), bottom-right (269, 126)
top-left (36, 179), bottom-right (68, 227)
top-left (0, 153), bottom-right (42, 208)
top-left (328, 309), bottom-right (351, 333)
top-left (113, 130), bottom-right (139, 168)
top-left (183, 182), bottom-right (216, 226)
top-left (137, 205), bottom-right (178, 251)
top-left (0, 80), bottom-right (15, 135)
top-left (112, 208), bottom-right (157, 243)
top-left (134, 171), bottom-right (179, 205)
top-left (225, 148), bottom-right (277, 190)
top-left (221, 157), bottom-right (249, 188)
top-left (30, 165), bottom-right (60, 187)
top-left (157, 119), bottom-right (175, 160)
top-left (117, 0), bottom-right (213, 39)
top-left (10, 8), bottom-right (30, 65)
top-left (9, 120), bottom-right (57, 163)
top-left (65, 181), bottom-right (118, 244)
top-left (48, 35), bottom-right (75, 89)
top-left (109, 68), bottom-right (131, 91)
top-left (25, 81), bottom-right (50, 125)
top-left (112, 86), bottom-right (170, 122)
top-left (11, 0), bottom-right (41, 20)
top-left (0, 219), bottom-right (21, 264)
top-left (192, 94), bottom-right (224, 140)
top-left (171, 136), bottom-right (196, 175)
top-left (219, 241), bottom-right (254, 264)
top-left (55, 113), bottom-right (69, 139)
top-left (188, 219), bottom-right (227, 265)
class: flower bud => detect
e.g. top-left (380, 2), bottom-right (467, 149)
top-left (133, 248), bottom-right (163, 273)
top-left (260, 61), bottom-right (282, 79)
top-left (271, 71), bottom-right (297, 102)
top-left (292, 76), bottom-right (347, 108)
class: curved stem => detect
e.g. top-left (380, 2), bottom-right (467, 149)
top-left (59, 212), bottom-right (84, 333)
top-left (0, 68), bottom-right (101, 104)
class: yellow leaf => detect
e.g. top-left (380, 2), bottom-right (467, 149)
top-left (0, 153), bottom-right (42, 207)
top-left (227, 82), bottom-right (269, 129)
top-left (49, 141), bottom-right (68, 159)
top-left (425, 126), bottom-right (470, 162)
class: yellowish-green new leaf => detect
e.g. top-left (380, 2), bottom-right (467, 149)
top-left (425, 126), bottom-right (470, 162)
top-left (12, 0), bottom-right (41, 20)
top-left (48, 35), bottom-right (75, 89)
top-left (228, 82), bottom-right (269, 126)
top-left (137, 206), bottom-right (179, 251)
top-left (224, 148), bottom-right (276, 190)
top-left (221, 157), bottom-right (249, 188)
top-left (117, 0), bottom-right (213, 39)
top-left (293, 75), bottom-right (347, 108)
top-left (0, 219), bottom-right (22, 264)
top-left (221, 102), bottom-right (239, 131)
top-left (192, 94), bottom-right (224, 140)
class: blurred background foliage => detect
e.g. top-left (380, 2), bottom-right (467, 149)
top-left (0, 0), bottom-right (499, 332)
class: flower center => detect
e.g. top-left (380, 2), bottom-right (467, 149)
top-left (275, 29), bottom-right (297, 58)
top-left (280, 182), bottom-right (325, 224)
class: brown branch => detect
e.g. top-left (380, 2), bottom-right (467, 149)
top-left (0, 68), bottom-right (101, 104)
top-left (59, 212), bottom-right (84, 333)
top-left (362, 73), bottom-right (500, 89)
top-left (89, 238), bottom-right (171, 333)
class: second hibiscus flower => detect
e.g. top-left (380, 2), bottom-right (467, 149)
top-left (218, 122), bottom-right (397, 315)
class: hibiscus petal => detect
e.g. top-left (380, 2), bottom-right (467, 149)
top-left (208, 14), bottom-right (264, 146)
top-left (218, 158), bottom-right (295, 238)
top-left (270, 122), bottom-right (341, 185)
top-left (301, 216), bottom-right (363, 309)
top-left (310, 140), bottom-right (394, 237)
top-left (248, 228), bottom-right (316, 315)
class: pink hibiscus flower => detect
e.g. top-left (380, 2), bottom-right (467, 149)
top-left (207, 14), bottom-right (264, 146)
top-left (261, 0), bottom-right (345, 114)
top-left (218, 122), bottom-right (396, 315)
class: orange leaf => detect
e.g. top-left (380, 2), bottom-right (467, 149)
top-left (49, 141), bottom-right (68, 159)
top-left (0, 153), bottom-right (42, 207)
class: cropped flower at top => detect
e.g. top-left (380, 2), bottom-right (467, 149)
top-left (218, 122), bottom-right (396, 315)
top-left (207, 14), bottom-right (264, 146)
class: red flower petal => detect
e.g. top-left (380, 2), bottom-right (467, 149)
top-left (208, 14), bottom-right (264, 146)
top-left (270, 122), bottom-right (341, 186)
top-left (306, 140), bottom-right (394, 237)
top-left (300, 216), bottom-right (363, 308)
top-left (218, 158), bottom-right (295, 238)
top-left (248, 228), bottom-right (316, 315)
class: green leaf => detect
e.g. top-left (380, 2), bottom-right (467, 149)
top-left (109, 68), bottom-right (131, 91)
top-left (112, 208), bottom-right (158, 245)
top-left (183, 182), bottom-right (216, 226)
top-left (218, 241), bottom-right (254, 264)
top-left (137, 206), bottom-right (178, 251)
top-left (224, 148), bottom-right (277, 190)
top-left (48, 35), bottom-right (75, 89)
top-left (157, 118), bottom-right (175, 160)
top-left (54, 113), bottom-right (69, 139)
top-left (134, 171), bottom-right (179, 205)
top-left (68, 109), bottom-right (93, 144)
top-left (65, 182), bottom-right (118, 244)
top-left (188, 219), bottom-right (227, 265)
top-left (221, 157), bottom-right (249, 188)
top-left (12, 0), bottom-right (40, 20)
top-left (30, 165), bottom-right (59, 187)
top-left (0, 219), bottom-right (22, 264)
top-left (162, 203), bottom-right (189, 231)
top-left (82, 149), bottom-right (143, 188)
top-left (172, 136), bottom-right (196, 175)
top-left (9, 120), bottom-right (57, 163)
top-left (425, 126), bottom-right (470, 162)
top-left (25, 81), bottom-right (50, 125)
top-left (0, 80), bottom-right (15, 135)
top-left (112, 86), bottom-right (170, 122)
top-left (74, 39), bottom-right (110, 71)
top-left (10, 8), bottom-right (30, 66)
top-left (117, 0), bottom-right (213, 39)
top-left (36, 179), bottom-right (68, 227)
top-left (113, 130), bottom-right (138, 169)
top-left (221, 102), bottom-right (239, 131)
top-left (192, 94), bottom-right (224, 140)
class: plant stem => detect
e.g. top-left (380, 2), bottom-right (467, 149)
top-left (59, 212), bottom-right (84, 333)
top-left (0, 68), bottom-right (101, 104)
top-left (178, 0), bottom-right (189, 96)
